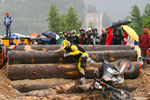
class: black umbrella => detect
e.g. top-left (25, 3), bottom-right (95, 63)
top-left (42, 31), bottom-right (59, 40)
top-left (110, 19), bottom-right (131, 28)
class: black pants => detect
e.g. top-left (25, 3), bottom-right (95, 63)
top-left (6, 25), bottom-right (11, 39)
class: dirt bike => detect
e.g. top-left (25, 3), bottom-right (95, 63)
top-left (89, 58), bottom-right (132, 100)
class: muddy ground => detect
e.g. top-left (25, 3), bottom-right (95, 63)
top-left (0, 67), bottom-right (149, 100)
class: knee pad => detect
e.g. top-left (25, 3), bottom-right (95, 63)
top-left (81, 56), bottom-right (88, 63)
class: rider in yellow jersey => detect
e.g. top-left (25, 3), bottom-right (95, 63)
top-left (61, 40), bottom-right (96, 90)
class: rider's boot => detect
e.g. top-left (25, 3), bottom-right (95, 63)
top-left (78, 77), bottom-right (88, 91)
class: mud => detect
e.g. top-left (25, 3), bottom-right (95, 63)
top-left (0, 67), bottom-right (149, 100)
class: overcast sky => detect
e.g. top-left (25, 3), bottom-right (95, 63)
top-left (86, 0), bottom-right (150, 22)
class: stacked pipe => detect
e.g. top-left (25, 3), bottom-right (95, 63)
top-left (5, 45), bottom-right (139, 80)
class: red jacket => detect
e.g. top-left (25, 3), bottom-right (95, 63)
top-left (105, 27), bottom-right (113, 45)
top-left (139, 33), bottom-right (150, 50)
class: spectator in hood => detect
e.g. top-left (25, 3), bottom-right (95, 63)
top-left (71, 30), bottom-right (79, 45)
top-left (105, 27), bottom-right (113, 45)
top-left (57, 32), bottom-right (64, 45)
top-left (79, 28), bottom-right (88, 45)
top-left (4, 12), bottom-right (12, 39)
top-left (100, 28), bottom-right (107, 45)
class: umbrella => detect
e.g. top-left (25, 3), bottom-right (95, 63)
top-left (122, 25), bottom-right (139, 42)
top-left (42, 31), bottom-right (59, 40)
top-left (110, 19), bottom-right (131, 28)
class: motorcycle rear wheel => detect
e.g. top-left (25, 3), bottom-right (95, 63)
top-left (110, 89), bottom-right (132, 100)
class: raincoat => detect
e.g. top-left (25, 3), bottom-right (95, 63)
top-left (105, 27), bottom-right (113, 45)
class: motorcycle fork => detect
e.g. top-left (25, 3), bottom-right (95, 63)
top-left (102, 87), bottom-right (107, 99)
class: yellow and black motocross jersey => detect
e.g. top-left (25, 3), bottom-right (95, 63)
top-left (64, 45), bottom-right (85, 58)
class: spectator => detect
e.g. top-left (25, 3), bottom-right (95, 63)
top-left (115, 29), bottom-right (123, 45)
top-left (19, 38), bottom-right (27, 45)
top-left (86, 28), bottom-right (92, 37)
top-left (66, 32), bottom-right (72, 43)
top-left (37, 35), bottom-right (46, 45)
top-left (47, 35), bottom-right (56, 45)
top-left (9, 39), bottom-right (15, 45)
top-left (57, 32), bottom-right (64, 45)
top-left (105, 27), bottom-right (113, 45)
top-left (139, 26), bottom-right (150, 66)
top-left (122, 29), bottom-right (134, 47)
top-left (79, 28), bottom-right (88, 45)
top-left (88, 28), bottom-right (101, 45)
top-left (111, 28), bottom-right (117, 45)
top-left (4, 12), bottom-right (12, 39)
top-left (63, 30), bottom-right (68, 40)
top-left (100, 28), bottom-right (107, 45)
top-left (71, 30), bottom-right (79, 45)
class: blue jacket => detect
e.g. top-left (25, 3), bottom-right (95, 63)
top-left (4, 16), bottom-right (12, 26)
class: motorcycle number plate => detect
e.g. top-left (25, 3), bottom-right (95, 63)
top-left (107, 68), bottom-right (114, 73)
top-left (94, 82), bottom-right (102, 89)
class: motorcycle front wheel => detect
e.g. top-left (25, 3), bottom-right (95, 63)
top-left (110, 89), bottom-right (132, 100)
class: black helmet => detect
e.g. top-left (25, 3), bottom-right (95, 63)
top-left (79, 28), bottom-right (85, 32)
top-left (92, 28), bottom-right (98, 32)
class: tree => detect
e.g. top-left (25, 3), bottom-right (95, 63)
top-left (143, 4), bottom-right (150, 27)
top-left (88, 21), bottom-right (93, 28)
top-left (47, 4), bottom-right (61, 34)
top-left (65, 6), bottom-right (82, 32)
top-left (127, 5), bottom-right (143, 35)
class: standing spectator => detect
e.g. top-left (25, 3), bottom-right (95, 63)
top-left (88, 28), bottom-right (101, 45)
top-left (57, 32), bottom-right (64, 45)
top-left (4, 12), bottom-right (12, 39)
top-left (37, 35), bottom-right (46, 45)
top-left (63, 30), bottom-right (68, 40)
top-left (139, 26), bottom-right (150, 66)
top-left (71, 30), bottom-right (79, 45)
top-left (19, 38), bottom-right (27, 45)
top-left (66, 32), bottom-right (72, 43)
top-left (47, 35), bottom-right (56, 45)
top-left (111, 28), bottom-right (117, 45)
top-left (105, 27), bottom-right (113, 45)
top-left (122, 29), bottom-right (134, 47)
top-left (115, 29), bottom-right (123, 45)
top-left (79, 28), bottom-right (88, 45)
top-left (100, 28), bottom-right (107, 45)
top-left (86, 28), bottom-right (92, 37)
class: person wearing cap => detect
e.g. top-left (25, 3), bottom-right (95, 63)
top-left (37, 35), bottom-right (46, 45)
top-left (4, 12), bottom-right (12, 39)
top-left (57, 32), bottom-right (64, 45)
top-left (71, 30), bottom-right (79, 45)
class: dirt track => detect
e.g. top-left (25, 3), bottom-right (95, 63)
top-left (0, 67), bottom-right (149, 100)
